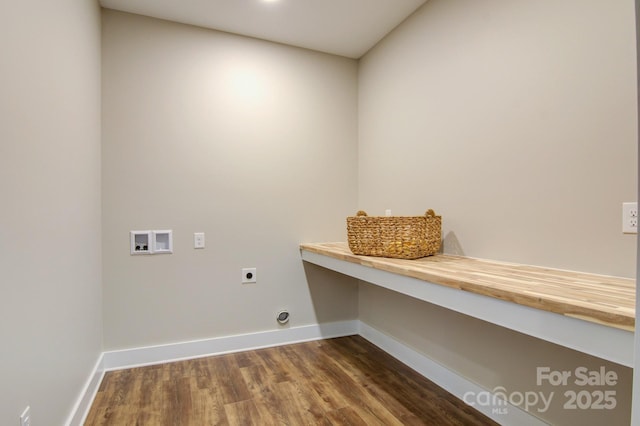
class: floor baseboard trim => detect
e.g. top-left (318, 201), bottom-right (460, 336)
top-left (69, 320), bottom-right (548, 425)
top-left (358, 321), bottom-right (548, 426)
top-left (65, 352), bottom-right (105, 426)
top-left (103, 319), bottom-right (359, 371)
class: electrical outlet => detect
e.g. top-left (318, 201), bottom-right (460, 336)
top-left (242, 267), bottom-right (257, 283)
top-left (20, 406), bottom-right (31, 426)
top-left (622, 202), bottom-right (638, 234)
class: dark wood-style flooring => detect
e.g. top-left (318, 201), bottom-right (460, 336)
top-left (84, 335), bottom-right (497, 425)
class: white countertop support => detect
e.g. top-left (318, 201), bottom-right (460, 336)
top-left (301, 249), bottom-right (634, 367)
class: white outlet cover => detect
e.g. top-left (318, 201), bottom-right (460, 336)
top-left (242, 267), bottom-right (257, 283)
top-left (622, 202), bottom-right (638, 234)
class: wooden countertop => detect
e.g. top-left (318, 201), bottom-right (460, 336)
top-left (300, 242), bottom-right (635, 331)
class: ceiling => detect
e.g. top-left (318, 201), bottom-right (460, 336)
top-left (99, 0), bottom-right (428, 59)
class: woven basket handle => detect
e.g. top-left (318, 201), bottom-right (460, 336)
top-left (356, 210), bottom-right (368, 217)
top-left (425, 209), bottom-right (436, 217)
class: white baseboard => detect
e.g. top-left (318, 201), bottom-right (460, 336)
top-left (68, 319), bottom-right (546, 426)
top-left (358, 321), bottom-right (548, 426)
top-left (65, 353), bottom-right (105, 426)
top-left (103, 319), bottom-right (359, 370)
top-left (65, 320), bottom-right (358, 424)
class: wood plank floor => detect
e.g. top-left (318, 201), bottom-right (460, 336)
top-left (85, 336), bottom-right (497, 425)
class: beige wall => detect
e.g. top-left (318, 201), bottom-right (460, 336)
top-left (101, 10), bottom-right (359, 350)
top-left (1, 1), bottom-right (633, 423)
top-left (359, 0), bottom-right (637, 278)
top-left (0, 0), bottom-right (103, 424)
top-left (358, 0), bottom-right (636, 424)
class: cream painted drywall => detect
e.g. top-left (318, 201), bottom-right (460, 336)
top-left (359, 0), bottom-right (637, 278)
top-left (0, 0), bottom-right (103, 424)
top-left (101, 10), bottom-right (359, 350)
top-left (358, 0), bottom-right (636, 424)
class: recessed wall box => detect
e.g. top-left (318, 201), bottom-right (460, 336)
top-left (130, 231), bottom-right (152, 254)
top-left (153, 230), bottom-right (173, 254)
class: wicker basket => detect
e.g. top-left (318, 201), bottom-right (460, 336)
top-left (347, 209), bottom-right (441, 259)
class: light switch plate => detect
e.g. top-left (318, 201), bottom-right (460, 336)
top-left (20, 406), bottom-right (31, 426)
top-left (194, 232), bottom-right (205, 249)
